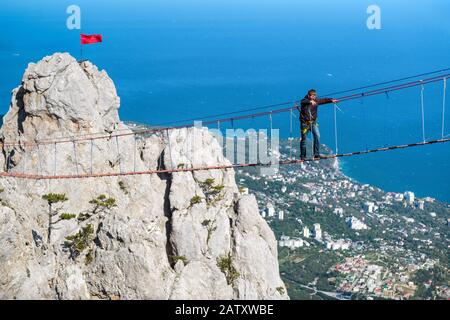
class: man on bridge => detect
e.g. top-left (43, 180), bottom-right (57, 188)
top-left (297, 89), bottom-right (339, 160)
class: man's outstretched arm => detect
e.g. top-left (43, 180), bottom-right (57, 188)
top-left (317, 97), bottom-right (339, 105)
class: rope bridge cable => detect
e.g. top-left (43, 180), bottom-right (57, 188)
top-left (22, 146), bottom-right (26, 174)
top-left (72, 140), bottom-right (79, 175)
top-left (334, 103), bottom-right (339, 155)
top-left (1, 138), bottom-right (448, 180)
top-left (269, 112), bottom-right (273, 144)
top-left (269, 112), bottom-right (273, 131)
top-left (420, 83), bottom-right (426, 142)
top-left (324, 67), bottom-right (450, 96)
top-left (37, 144), bottom-right (42, 175)
top-left (289, 108), bottom-right (293, 160)
top-left (115, 135), bottom-right (123, 174)
top-left (133, 136), bottom-right (137, 173)
top-left (54, 142), bottom-right (57, 176)
top-left (90, 139), bottom-right (94, 175)
top-left (154, 100), bottom-right (295, 127)
top-left (1, 73), bottom-right (449, 149)
top-left (165, 129), bottom-right (174, 170)
top-left (442, 77), bottom-right (447, 139)
top-left (335, 74), bottom-right (448, 103)
top-left (360, 94), bottom-right (368, 151)
top-left (383, 91), bottom-right (390, 147)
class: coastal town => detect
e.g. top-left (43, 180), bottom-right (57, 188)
top-left (236, 139), bottom-right (450, 300)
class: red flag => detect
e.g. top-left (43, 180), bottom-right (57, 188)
top-left (80, 34), bottom-right (103, 45)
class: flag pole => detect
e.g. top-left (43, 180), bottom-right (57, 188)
top-left (80, 33), bottom-right (83, 61)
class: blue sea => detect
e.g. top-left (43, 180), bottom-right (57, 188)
top-left (0, 0), bottom-right (449, 202)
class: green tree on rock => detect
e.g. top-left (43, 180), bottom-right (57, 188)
top-left (42, 193), bottom-right (69, 243)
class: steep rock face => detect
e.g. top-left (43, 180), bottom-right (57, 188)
top-left (0, 53), bottom-right (288, 300)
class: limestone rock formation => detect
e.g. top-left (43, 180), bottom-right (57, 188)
top-left (0, 52), bottom-right (288, 300)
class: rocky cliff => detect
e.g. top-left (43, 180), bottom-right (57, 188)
top-left (0, 53), bottom-right (288, 300)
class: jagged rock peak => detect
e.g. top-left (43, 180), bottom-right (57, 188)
top-left (1, 52), bottom-right (122, 144)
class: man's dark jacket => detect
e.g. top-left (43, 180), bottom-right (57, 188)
top-left (298, 95), bottom-right (334, 123)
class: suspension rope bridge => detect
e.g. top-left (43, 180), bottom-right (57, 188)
top-left (0, 71), bottom-right (448, 180)
top-left (2, 70), bottom-right (449, 147)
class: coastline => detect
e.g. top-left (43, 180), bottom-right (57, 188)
top-left (338, 157), bottom-right (449, 205)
